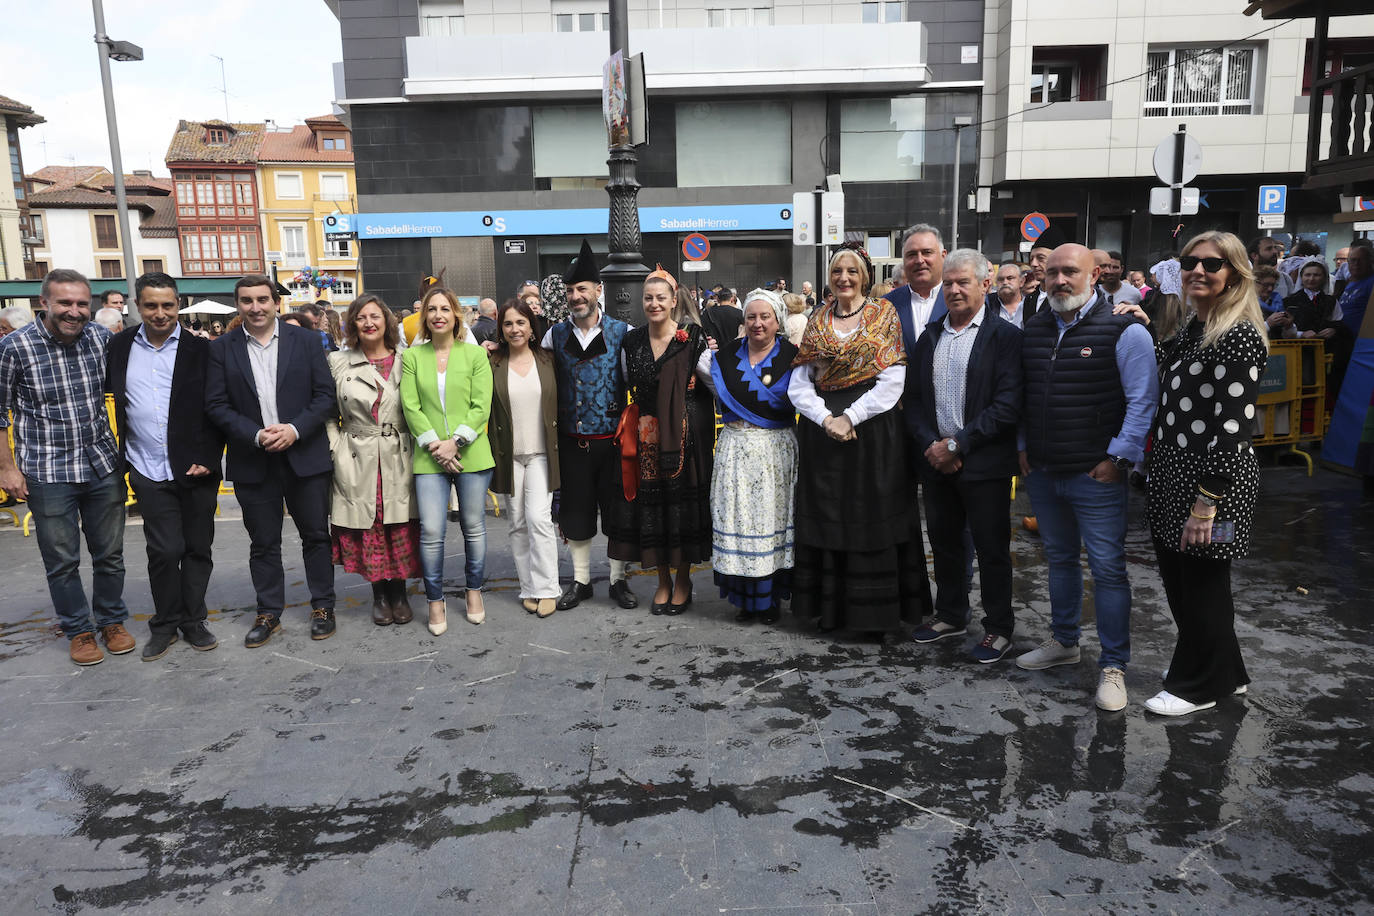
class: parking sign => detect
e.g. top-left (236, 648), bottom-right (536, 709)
top-left (1258, 185), bottom-right (1287, 215)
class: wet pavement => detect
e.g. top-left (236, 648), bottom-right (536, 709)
top-left (0, 466), bottom-right (1370, 914)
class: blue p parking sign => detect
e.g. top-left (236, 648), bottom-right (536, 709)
top-left (1258, 185), bottom-right (1287, 215)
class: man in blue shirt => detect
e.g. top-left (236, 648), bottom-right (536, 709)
top-left (1015, 244), bottom-right (1159, 713)
top-left (107, 273), bottom-right (225, 661)
top-left (1337, 244), bottom-right (1372, 337)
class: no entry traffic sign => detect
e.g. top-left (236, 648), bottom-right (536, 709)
top-left (1020, 212), bottom-right (1049, 242)
top-left (683, 233), bottom-right (710, 261)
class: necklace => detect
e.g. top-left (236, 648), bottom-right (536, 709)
top-left (833, 300), bottom-right (865, 320)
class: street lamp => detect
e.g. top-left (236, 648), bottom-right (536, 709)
top-left (950, 115), bottom-right (974, 251)
top-left (92, 0), bottom-right (143, 302)
top-left (600, 0), bottom-right (649, 324)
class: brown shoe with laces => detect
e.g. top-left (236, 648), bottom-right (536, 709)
top-left (70, 632), bottom-right (104, 666)
top-left (100, 623), bottom-right (136, 655)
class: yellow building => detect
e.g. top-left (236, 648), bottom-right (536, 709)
top-left (256, 114), bottom-right (359, 307)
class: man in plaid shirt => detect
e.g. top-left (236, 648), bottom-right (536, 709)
top-left (0, 269), bottom-right (134, 666)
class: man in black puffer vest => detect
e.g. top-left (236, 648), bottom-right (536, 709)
top-left (1014, 244), bottom-right (1159, 713)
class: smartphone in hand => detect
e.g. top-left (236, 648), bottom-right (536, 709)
top-left (1210, 519), bottom-right (1235, 544)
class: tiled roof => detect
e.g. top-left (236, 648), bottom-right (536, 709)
top-left (258, 124), bottom-right (354, 164)
top-left (0, 93), bottom-right (43, 127)
top-left (138, 194), bottom-right (178, 237)
top-left (165, 119), bottom-right (264, 164)
top-left (95, 173), bottom-right (173, 192)
top-left (304, 113), bottom-right (344, 128)
top-left (30, 165), bottom-right (107, 188)
top-left (29, 185), bottom-right (154, 211)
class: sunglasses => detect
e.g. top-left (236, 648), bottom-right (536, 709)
top-left (1179, 255), bottom-right (1228, 273)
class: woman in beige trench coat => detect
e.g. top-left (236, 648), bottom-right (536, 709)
top-left (328, 295), bottom-right (422, 626)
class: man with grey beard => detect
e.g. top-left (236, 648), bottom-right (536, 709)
top-left (1014, 243), bottom-right (1157, 713)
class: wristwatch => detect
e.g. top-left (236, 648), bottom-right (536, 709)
top-left (1108, 455), bottom-right (1131, 471)
top-left (946, 439), bottom-right (960, 454)
top-left (1197, 493), bottom-right (1218, 508)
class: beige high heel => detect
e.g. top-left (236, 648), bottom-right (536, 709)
top-left (522, 598), bottom-right (539, 614)
top-left (465, 589), bottom-right (485, 625)
top-left (427, 599), bottom-right (448, 636)
top-left (536, 598), bottom-right (556, 618)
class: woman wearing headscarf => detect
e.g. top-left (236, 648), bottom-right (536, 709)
top-left (696, 288), bottom-right (799, 624)
top-left (539, 274), bottom-right (571, 325)
top-left (607, 268), bottom-right (715, 615)
top-left (788, 243), bottom-right (925, 637)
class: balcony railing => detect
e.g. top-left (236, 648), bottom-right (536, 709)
top-left (1306, 60), bottom-right (1374, 191)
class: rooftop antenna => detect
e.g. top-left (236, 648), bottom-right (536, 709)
top-left (211, 54), bottom-right (229, 120)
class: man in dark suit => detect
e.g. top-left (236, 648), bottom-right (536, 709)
top-left (908, 250), bottom-right (1023, 663)
top-left (885, 223), bottom-right (950, 363)
top-left (108, 273), bottom-right (225, 661)
top-left (206, 275), bottom-right (337, 647)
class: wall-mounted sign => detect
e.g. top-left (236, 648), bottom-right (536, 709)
top-left (352, 204), bottom-right (794, 239)
top-left (503, 239), bottom-right (527, 254)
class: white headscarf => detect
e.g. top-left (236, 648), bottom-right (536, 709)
top-left (1150, 258), bottom-right (1182, 297)
top-left (742, 288), bottom-right (785, 325)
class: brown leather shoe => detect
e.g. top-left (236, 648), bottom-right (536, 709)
top-left (387, 579), bottom-right (414, 625)
top-left (70, 632), bottom-right (104, 666)
top-left (100, 623), bottom-right (136, 655)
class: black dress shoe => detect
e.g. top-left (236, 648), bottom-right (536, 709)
top-left (650, 600), bottom-right (669, 616)
top-left (310, 608), bottom-right (336, 640)
top-left (245, 614), bottom-right (281, 648)
top-left (665, 588), bottom-right (693, 617)
top-left (181, 622), bottom-right (219, 651)
top-left (609, 579), bottom-right (638, 609)
top-left (761, 605), bottom-right (781, 625)
top-left (556, 581), bottom-right (593, 611)
top-left (141, 631), bottom-right (178, 661)
top-left (734, 609), bottom-right (755, 624)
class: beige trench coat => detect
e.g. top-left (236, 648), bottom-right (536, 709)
top-left (327, 349), bottom-right (418, 530)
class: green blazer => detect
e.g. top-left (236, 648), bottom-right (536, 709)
top-left (400, 340), bottom-right (495, 475)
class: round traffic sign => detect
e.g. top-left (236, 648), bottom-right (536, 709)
top-left (1020, 212), bottom-right (1050, 242)
top-left (1152, 133), bottom-right (1203, 186)
top-left (683, 233), bottom-right (710, 261)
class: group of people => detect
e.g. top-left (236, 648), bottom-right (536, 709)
top-left (0, 218), bottom-right (1290, 720)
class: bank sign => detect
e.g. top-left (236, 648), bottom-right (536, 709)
top-left (331, 204), bottom-right (793, 239)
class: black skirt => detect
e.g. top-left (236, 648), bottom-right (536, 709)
top-left (790, 383), bottom-right (927, 632)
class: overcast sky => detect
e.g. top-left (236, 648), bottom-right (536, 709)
top-left (6, 0), bottom-right (341, 178)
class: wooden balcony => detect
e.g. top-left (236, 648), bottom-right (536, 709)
top-left (1305, 61), bottom-right (1374, 194)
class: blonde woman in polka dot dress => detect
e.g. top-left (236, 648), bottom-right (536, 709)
top-left (1145, 230), bottom-right (1269, 717)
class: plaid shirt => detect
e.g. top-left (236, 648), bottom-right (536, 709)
top-left (0, 318), bottom-right (118, 483)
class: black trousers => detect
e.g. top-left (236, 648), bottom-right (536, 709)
top-left (556, 435), bottom-right (623, 542)
top-left (128, 469), bottom-right (218, 636)
top-left (235, 457), bottom-right (334, 617)
top-left (922, 474), bottom-right (1015, 638)
top-left (1153, 540), bottom-right (1249, 703)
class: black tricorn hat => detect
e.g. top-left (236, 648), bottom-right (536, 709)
top-left (563, 239), bottom-right (601, 285)
top-left (1031, 224), bottom-right (1068, 251)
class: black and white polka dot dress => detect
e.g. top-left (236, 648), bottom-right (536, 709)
top-left (1147, 318), bottom-right (1268, 559)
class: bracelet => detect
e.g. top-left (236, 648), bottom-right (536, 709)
top-left (1197, 485), bottom-right (1221, 500)
top-left (1189, 508), bottom-right (1217, 520)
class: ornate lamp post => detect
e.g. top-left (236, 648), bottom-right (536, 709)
top-left (599, 0), bottom-right (649, 324)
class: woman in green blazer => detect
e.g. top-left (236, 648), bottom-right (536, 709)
top-left (401, 287), bottom-right (495, 635)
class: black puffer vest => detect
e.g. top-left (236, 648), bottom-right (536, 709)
top-left (1022, 295), bottom-right (1133, 474)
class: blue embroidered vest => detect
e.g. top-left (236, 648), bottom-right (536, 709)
top-left (551, 316), bottom-right (628, 436)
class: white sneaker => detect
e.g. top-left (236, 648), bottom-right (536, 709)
top-left (1095, 667), bottom-right (1128, 711)
top-left (1233, 684), bottom-right (1248, 696)
top-left (1144, 690), bottom-right (1216, 717)
top-left (1015, 637), bottom-right (1081, 670)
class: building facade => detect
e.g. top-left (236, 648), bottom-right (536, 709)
top-left (326, 0), bottom-right (986, 309)
top-left (0, 94), bottom-right (43, 281)
top-left (26, 167), bottom-right (182, 285)
top-left (976, 1), bottom-right (1374, 266)
top-left (257, 114), bottom-right (361, 306)
top-left (165, 120), bottom-right (266, 277)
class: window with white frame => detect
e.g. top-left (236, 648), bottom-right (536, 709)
top-left (288, 280), bottom-right (314, 300)
top-left (1144, 46), bottom-right (1259, 117)
top-left (554, 11), bottom-right (609, 31)
top-left (861, 2), bottom-right (904, 23)
top-left (281, 225), bottom-right (307, 263)
top-left (706, 7), bottom-right (772, 27)
top-left (420, 1), bottom-right (464, 35)
top-left (334, 279), bottom-right (356, 299)
top-left (319, 173), bottom-right (349, 201)
top-left (325, 237), bottom-right (352, 259)
top-left (275, 173), bottom-right (304, 200)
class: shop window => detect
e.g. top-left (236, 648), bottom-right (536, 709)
top-left (839, 95), bottom-right (925, 183)
top-left (676, 101), bottom-right (790, 187)
top-left (1030, 46), bottom-right (1107, 104)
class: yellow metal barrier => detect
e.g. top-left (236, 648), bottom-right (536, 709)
top-left (1253, 338), bottom-right (1328, 476)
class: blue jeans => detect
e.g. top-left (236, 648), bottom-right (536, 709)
top-left (415, 469), bottom-right (493, 600)
top-left (1026, 470), bottom-right (1131, 669)
top-left (26, 470), bottom-right (129, 638)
